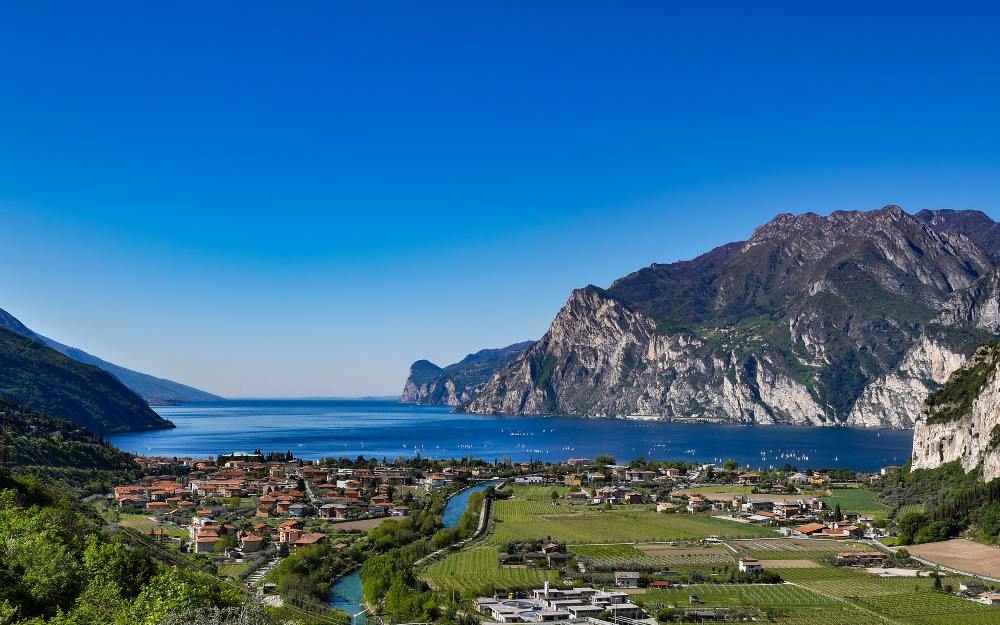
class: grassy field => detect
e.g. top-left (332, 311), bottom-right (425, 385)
top-left (820, 488), bottom-right (888, 518)
top-left (422, 545), bottom-right (560, 595)
top-left (730, 538), bottom-right (871, 560)
top-left (491, 489), bottom-right (777, 544)
top-left (569, 543), bottom-right (734, 570)
top-left (426, 482), bottom-right (1000, 625)
top-left (635, 560), bottom-right (1000, 625)
top-left (642, 582), bottom-right (837, 608)
top-left (772, 564), bottom-right (1000, 625)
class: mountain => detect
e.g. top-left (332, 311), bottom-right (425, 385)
top-left (464, 206), bottom-right (1000, 427)
top-left (911, 342), bottom-right (1000, 481)
top-left (0, 307), bottom-right (220, 404)
top-left (401, 341), bottom-right (534, 405)
top-left (0, 326), bottom-right (173, 435)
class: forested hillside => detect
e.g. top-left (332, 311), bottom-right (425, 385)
top-left (0, 326), bottom-right (173, 435)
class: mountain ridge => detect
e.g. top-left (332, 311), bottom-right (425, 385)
top-left (0, 307), bottom-right (220, 404)
top-left (0, 326), bottom-right (174, 435)
top-left (463, 206), bottom-right (1000, 427)
top-left (401, 341), bottom-right (534, 406)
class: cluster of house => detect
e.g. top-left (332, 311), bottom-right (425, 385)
top-left (187, 510), bottom-right (345, 554)
top-left (113, 455), bottom-right (426, 520)
top-left (498, 541), bottom-right (571, 569)
top-left (957, 581), bottom-right (1000, 606)
top-left (112, 455), bottom-right (507, 558)
top-left (476, 582), bottom-right (646, 624)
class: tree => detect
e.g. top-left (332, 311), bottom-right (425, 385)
top-left (550, 490), bottom-right (560, 501)
top-left (594, 454), bottom-right (616, 467)
top-left (723, 459), bottom-right (739, 472)
top-left (833, 502), bottom-right (843, 522)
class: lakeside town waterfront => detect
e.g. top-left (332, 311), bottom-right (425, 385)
top-left (108, 399), bottom-right (914, 471)
top-left (94, 445), bottom-right (1000, 625)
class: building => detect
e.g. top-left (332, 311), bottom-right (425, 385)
top-left (687, 496), bottom-right (708, 513)
top-left (241, 534), bottom-right (265, 552)
top-left (477, 584), bottom-right (644, 624)
top-left (738, 558), bottom-right (763, 574)
top-left (293, 532), bottom-right (328, 550)
top-left (980, 592), bottom-right (1000, 606)
top-left (961, 581), bottom-right (986, 594)
top-left (614, 571), bottom-right (641, 588)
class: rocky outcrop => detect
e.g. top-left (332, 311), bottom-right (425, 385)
top-left (912, 344), bottom-right (1000, 481)
top-left (847, 268), bottom-right (1000, 427)
top-left (466, 287), bottom-right (828, 423)
top-left (464, 206), bottom-right (1000, 426)
top-left (400, 341), bottom-right (532, 406)
top-left (846, 337), bottom-right (966, 428)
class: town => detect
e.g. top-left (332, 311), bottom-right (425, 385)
top-left (98, 451), bottom-right (1000, 624)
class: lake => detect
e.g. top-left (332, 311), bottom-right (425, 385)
top-left (109, 399), bottom-right (914, 471)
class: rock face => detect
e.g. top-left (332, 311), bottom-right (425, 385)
top-left (848, 268), bottom-right (1000, 427)
top-left (912, 343), bottom-right (1000, 481)
top-left (400, 341), bottom-right (533, 406)
top-left (464, 206), bottom-right (1000, 426)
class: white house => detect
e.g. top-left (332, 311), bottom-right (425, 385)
top-left (614, 571), bottom-right (640, 588)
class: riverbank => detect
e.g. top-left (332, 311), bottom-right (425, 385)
top-left (328, 480), bottom-right (502, 620)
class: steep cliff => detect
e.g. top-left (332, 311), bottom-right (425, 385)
top-left (846, 268), bottom-right (1000, 427)
top-left (401, 341), bottom-right (533, 405)
top-left (464, 206), bottom-right (1000, 426)
top-left (911, 343), bottom-right (1000, 481)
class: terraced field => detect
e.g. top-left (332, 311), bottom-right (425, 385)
top-left (422, 546), bottom-right (560, 595)
top-left (730, 538), bottom-right (871, 560)
top-left (569, 543), bottom-right (735, 570)
top-left (491, 499), bottom-right (776, 544)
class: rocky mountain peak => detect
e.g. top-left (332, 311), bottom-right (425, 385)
top-left (461, 205), bottom-right (1000, 427)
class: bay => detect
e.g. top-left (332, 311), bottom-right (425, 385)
top-left (109, 399), bottom-right (913, 471)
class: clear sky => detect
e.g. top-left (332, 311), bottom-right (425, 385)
top-left (2, 2), bottom-right (1000, 397)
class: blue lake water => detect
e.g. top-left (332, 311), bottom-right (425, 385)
top-left (110, 399), bottom-right (914, 471)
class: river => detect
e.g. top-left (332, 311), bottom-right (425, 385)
top-left (327, 480), bottom-right (499, 620)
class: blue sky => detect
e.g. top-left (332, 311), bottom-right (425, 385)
top-left (2, 2), bottom-right (1000, 397)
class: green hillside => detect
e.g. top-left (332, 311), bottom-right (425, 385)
top-left (0, 327), bottom-right (173, 435)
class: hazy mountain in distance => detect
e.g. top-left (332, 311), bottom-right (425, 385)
top-left (0, 307), bottom-right (220, 405)
top-left (401, 341), bottom-right (534, 406)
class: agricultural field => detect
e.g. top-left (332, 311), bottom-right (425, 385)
top-left (821, 488), bottom-right (888, 518)
top-left (569, 543), bottom-right (734, 570)
top-left (491, 498), bottom-right (776, 544)
top-left (730, 538), bottom-right (871, 560)
top-left (774, 563), bottom-right (1000, 625)
top-left (642, 582), bottom-right (837, 608)
top-left (907, 539), bottom-right (1000, 578)
top-left (421, 545), bottom-right (560, 595)
top-left (896, 503), bottom-right (925, 518)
